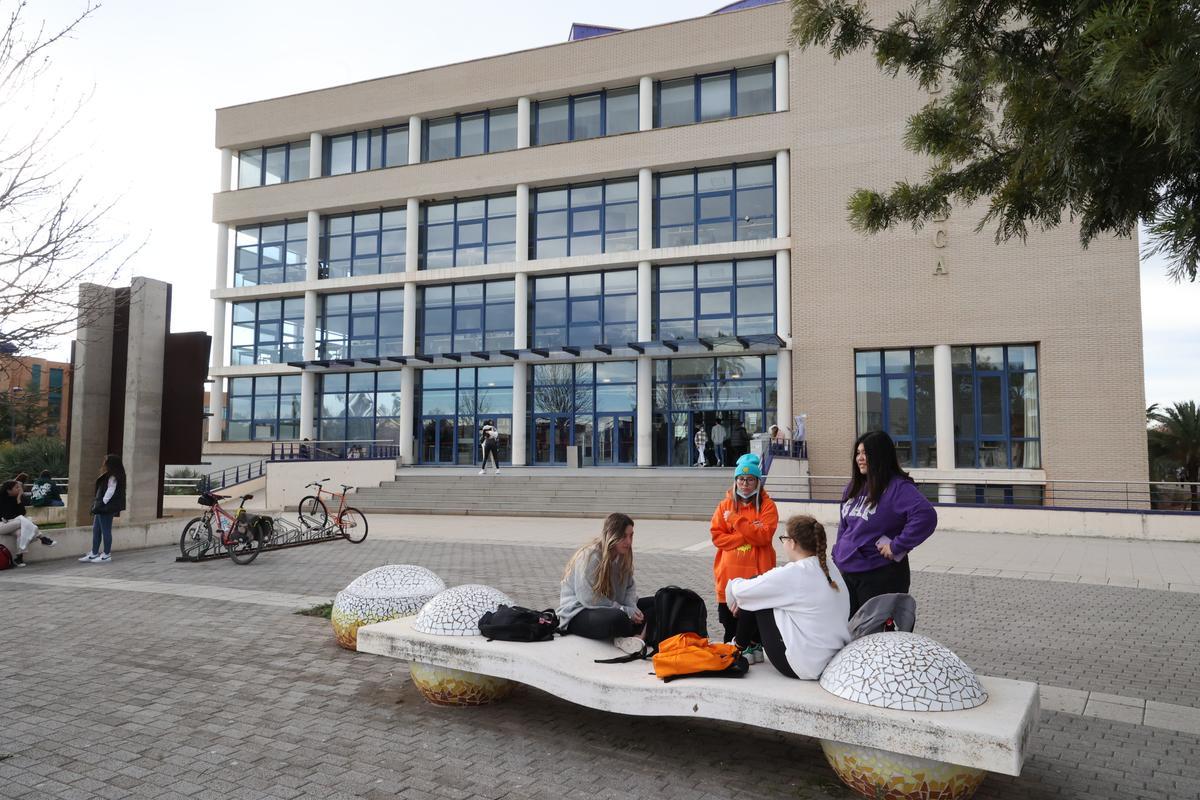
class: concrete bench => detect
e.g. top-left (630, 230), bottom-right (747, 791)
top-left (358, 617), bottom-right (1039, 799)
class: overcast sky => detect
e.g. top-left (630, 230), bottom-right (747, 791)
top-left (26, 0), bottom-right (1200, 407)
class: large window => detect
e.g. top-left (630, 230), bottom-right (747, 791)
top-left (230, 298), bottom-right (305, 365)
top-left (534, 179), bottom-right (638, 258)
top-left (225, 375), bottom-right (302, 441)
top-left (424, 107), bottom-right (518, 161)
top-left (317, 371), bottom-right (403, 446)
top-left (953, 345), bottom-right (1041, 469)
top-left (656, 259), bottom-right (775, 340)
top-left (237, 140), bottom-right (310, 188)
top-left (234, 220), bottom-right (307, 287)
top-left (655, 162), bottom-right (775, 247)
top-left (533, 87), bottom-right (639, 145)
top-left (656, 64), bottom-right (775, 128)
top-left (532, 270), bottom-right (637, 348)
top-left (854, 349), bottom-right (937, 468)
top-left (319, 290), bottom-right (404, 360)
top-left (420, 194), bottom-right (516, 268)
top-left (530, 361), bottom-right (637, 465)
top-left (419, 367), bottom-right (513, 465)
top-left (320, 208), bottom-right (406, 279)
top-left (420, 280), bottom-right (515, 354)
top-left (324, 126), bottom-right (408, 176)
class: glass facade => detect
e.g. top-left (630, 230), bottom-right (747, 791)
top-left (325, 126), bottom-right (408, 176)
top-left (953, 345), bottom-right (1041, 469)
top-left (318, 371), bottom-right (404, 447)
top-left (532, 270), bottom-right (637, 348)
top-left (226, 376), bottom-right (302, 441)
top-left (854, 348), bottom-right (937, 468)
top-left (420, 194), bottom-right (517, 268)
top-left (231, 298), bottom-right (305, 365)
top-left (530, 361), bottom-right (636, 465)
top-left (424, 107), bottom-right (518, 161)
top-left (419, 367), bottom-right (513, 464)
top-left (533, 86), bottom-right (639, 145)
top-left (656, 64), bottom-right (775, 127)
top-left (321, 207), bottom-right (406, 278)
top-left (656, 259), bottom-right (775, 340)
top-left (319, 290), bottom-right (404, 360)
top-left (234, 220), bottom-right (307, 287)
top-left (533, 179), bottom-right (638, 258)
top-left (238, 140), bottom-right (310, 188)
top-left (655, 162), bottom-right (775, 247)
top-left (420, 280), bottom-right (515, 354)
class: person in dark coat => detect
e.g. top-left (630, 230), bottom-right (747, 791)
top-left (0, 479), bottom-right (56, 566)
top-left (79, 454), bottom-right (127, 564)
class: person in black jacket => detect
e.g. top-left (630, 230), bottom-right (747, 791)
top-left (0, 479), bottom-right (56, 567)
top-left (79, 454), bottom-right (126, 564)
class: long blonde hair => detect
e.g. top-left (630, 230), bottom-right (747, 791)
top-left (562, 512), bottom-right (634, 599)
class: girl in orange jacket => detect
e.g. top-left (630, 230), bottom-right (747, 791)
top-left (710, 453), bottom-right (778, 661)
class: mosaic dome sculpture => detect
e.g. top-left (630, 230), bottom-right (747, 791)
top-left (819, 741), bottom-right (986, 800)
top-left (413, 584), bottom-right (515, 636)
top-left (819, 632), bottom-right (988, 712)
top-left (330, 565), bottom-right (445, 650)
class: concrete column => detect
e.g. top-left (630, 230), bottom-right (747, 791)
top-left (399, 367), bottom-right (415, 465)
top-left (775, 250), bottom-right (791, 339)
top-left (517, 97), bottom-right (531, 149)
top-left (309, 133), bottom-right (322, 179)
top-left (305, 210), bottom-right (320, 282)
top-left (775, 150), bottom-right (790, 239)
top-left (301, 208), bottom-right (320, 444)
top-left (638, 168), bottom-right (653, 250)
top-left (122, 277), bottom-right (170, 523)
top-left (219, 147), bottom-right (233, 192)
top-left (775, 53), bottom-right (789, 112)
top-left (934, 343), bottom-right (956, 502)
top-left (639, 76), bottom-right (653, 131)
top-left (636, 357), bottom-right (652, 467)
top-left (68, 284), bottom-right (117, 527)
top-left (515, 183), bottom-right (530, 263)
top-left (513, 272), bottom-right (529, 348)
top-left (406, 198), bottom-right (420, 272)
top-left (776, 348), bottom-right (793, 438)
top-left (215, 223), bottom-right (230, 289)
top-left (637, 261), bottom-right (652, 341)
top-left (512, 364), bottom-right (528, 467)
top-left (209, 221), bottom-right (230, 443)
top-left (408, 116), bottom-right (422, 164)
top-left (299, 372), bottom-right (316, 440)
top-left (303, 290), bottom-right (317, 360)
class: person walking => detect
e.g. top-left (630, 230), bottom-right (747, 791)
top-left (711, 420), bottom-right (728, 467)
top-left (729, 421), bottom-right (749, 462)
top-left (0, 479), bottom-right (57, 567)
top-left (832, 431), bottom-right (937, 617)
top-left (693, 424), bottom-right (708, 467)
top-left (478, 420), bottom-right (500, 475)
top-left (79, 454), bottom-right (127, 564)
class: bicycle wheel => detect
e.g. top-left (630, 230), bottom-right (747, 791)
top-left (298, 495), bottom-right (328, 529)
top-left (227, 520), bottom-right (263, 565)
top-left (178, 517), bottom-right (212, 562)
top-left (337, 507), bottom-right (369, 544)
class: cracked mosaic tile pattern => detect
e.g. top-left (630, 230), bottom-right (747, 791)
top-left (330, 564), bottom-right (446, 650)
top-left (819, 632), bottom-right (988, 711)
top-left (409, 662), bottom-right (516, 706)
top-left (413, 584), bottom-right (515, 636)
top-left (820, 740), bottom-right (986, 800)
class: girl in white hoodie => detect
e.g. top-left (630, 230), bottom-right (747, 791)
top-left (725, 515), bottom-right (851, 679)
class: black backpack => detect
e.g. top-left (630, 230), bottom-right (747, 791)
top-left (478, 605), bottom-right (559, 642)
top-left (597, 586), bottom-right (708, 663)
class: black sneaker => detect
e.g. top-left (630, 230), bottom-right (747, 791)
top-left (40, 536), bottom-right (56, 547)
top-left (14, 554), bottom-right (26, 567)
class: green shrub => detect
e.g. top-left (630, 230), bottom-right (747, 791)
top-left (0, 437), bottom-right (67, 480)
top-left (165, 467), bottom-right (204, 495)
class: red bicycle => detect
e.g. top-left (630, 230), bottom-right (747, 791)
top-left (178, 492), bottom-right (270, 564)
top-left (298, 479), bottom-right (369, 543)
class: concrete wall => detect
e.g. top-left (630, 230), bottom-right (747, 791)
top-left (265, 460), bottom-right (396, 512)
top-left (67, 284), bottom-right (117, 527)
top-left (15, 516), bottom-right (184, 564)
top-left (122, 278), bottom-right (170, 522)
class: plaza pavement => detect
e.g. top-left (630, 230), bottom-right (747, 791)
top-left (3, 515), bottom-right (1200, 799)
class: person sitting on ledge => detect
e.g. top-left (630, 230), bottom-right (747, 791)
top-left (557, 512), bottom-right (654, 655)
top-left (0, 479), bottom-right (57, 567)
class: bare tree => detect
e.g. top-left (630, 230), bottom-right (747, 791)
top-left (0, 1), bottom-right (132, 373)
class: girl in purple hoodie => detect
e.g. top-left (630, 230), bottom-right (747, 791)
top-left (832, 431), bottom-right (937, 617)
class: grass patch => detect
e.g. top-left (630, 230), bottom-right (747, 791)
top-left (296, 602), bottom-right (333, 619)
top-left (38, 522), bottom-right (65, 530)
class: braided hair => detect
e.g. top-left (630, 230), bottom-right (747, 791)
top-left (784, 515), bottom-right (839, 591)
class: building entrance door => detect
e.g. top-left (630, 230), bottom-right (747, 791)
top-left (532, 414), bottom-right (571, 464)
top-left (419, 416), bottom-right (455, 464)
top-left (596, 414), bottom-right (635, 466)
top-left (667, 410), bottom-right (758, 468)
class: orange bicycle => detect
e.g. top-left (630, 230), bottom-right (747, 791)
top-left (297, 479), bottom-right (369, 543)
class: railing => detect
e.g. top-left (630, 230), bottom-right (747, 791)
top-left (271, 439), bottom-right (400, 462)
top-left (765, 476), bottom-right (1200, 514)
top-left (199, 459), bottom-right (267, 493)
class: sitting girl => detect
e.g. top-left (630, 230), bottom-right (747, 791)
top-left (557, 512), bottom-right (654, 654)
top-left (725, 515), bottom-right (851, 679)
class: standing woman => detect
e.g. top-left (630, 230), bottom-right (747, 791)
top-left (79, 454), bottom-right (126, 563)
top-left (832, 431), bottom-right (937, 617)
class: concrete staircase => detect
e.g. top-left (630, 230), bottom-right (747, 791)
top-left (349, 468), bottom-right (738, 520)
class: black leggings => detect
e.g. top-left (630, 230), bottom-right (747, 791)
top-left (842, 558), bottom-right (910, 618)
top-left (566, 597), bottom-right (655, 640)
top-left (754, 608), bottom-right (798, 679)
top-left (718, 602), bottom-right (761, 649)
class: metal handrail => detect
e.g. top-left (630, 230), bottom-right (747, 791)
top-left (271, 439), bottom-right (399, 462)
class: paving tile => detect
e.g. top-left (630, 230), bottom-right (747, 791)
top-left (1089, 692), bottom-right (1147, 709)
top-left (1040, 686), bottom-right (1089, 715)
top-left (1144, 701), bottom-right (1200, 736)
top-left (1084, 698), bottom-right (1145, 725)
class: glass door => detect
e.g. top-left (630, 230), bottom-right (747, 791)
top-left (420, 416), bottom-right (456, 464)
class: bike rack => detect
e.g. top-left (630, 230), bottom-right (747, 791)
top-left (175, 513), bottom-right (348, 563)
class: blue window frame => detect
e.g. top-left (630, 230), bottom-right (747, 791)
top-left (854, 349), bottom-right (937, 468)
top-left (655, 259), bottom-right (775, 340)
top-left (230, 298), bottom-right (305, 365)
top-left (320, 207), bottom-right (406, 279)
top-left (953, 345), bottom-right (1041, 469)
top-left (317, 371), bottom-right (404, 447)
top-left (533, 179), bottom-right (638, 258)
top-left (324, 125), bottom-right (408, 176)
top-left (234, 220), bottom-right (307, 287)
top-left (530, 361), bottom-right (637, 466)
top-left (225, 375), bottom-right (302, 441)
top-left (655, 64), bottom-right (775, 128)
top-left (420, 194), bottom-right (516, 268)
top-left (420, 280), bottom-right (515, 355)
top-left (532, 86), bottom-right (639, 145)
top-left (319, 290), bottom-right (404, 360)
top-left (423, 106), bottom-right (518, 161)
top-left (655, 162), bottom-right (774, 247)
top-left (532, 270), bottom-right (637, 348)
top-left (419, 367), bottom-right (514, 465)
top-left (237, 140), bottom-right (310, 188)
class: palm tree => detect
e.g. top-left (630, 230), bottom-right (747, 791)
top-left (1149, 401), bottom-right (1200, 511)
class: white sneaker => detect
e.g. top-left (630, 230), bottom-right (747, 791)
top-left (494, 469), bottom-right (500, 475)
top-left (78, 552), bottom-right (98, 562)
top-left (97, 553), bottom-right (111, 562)
top-left (613, 636), bottom-right (645, 655)
top-left (478, 469), bottom-right (485, 475)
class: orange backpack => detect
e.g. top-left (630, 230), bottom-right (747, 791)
top-left (651, 633), bottom-right (749, 682)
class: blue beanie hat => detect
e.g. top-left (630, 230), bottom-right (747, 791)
top-left (733, 453), bottom-right (763, 482)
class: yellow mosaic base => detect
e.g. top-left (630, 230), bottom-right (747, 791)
top-left (409, 662), bottom-right (516, 707)
top-left (820, 740), bottom-right (986, 800)
top-left (330, 609), bottom-right (396, 651)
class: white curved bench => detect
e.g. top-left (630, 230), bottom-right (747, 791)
top-left (357, 617), bottom-right (1038, 781)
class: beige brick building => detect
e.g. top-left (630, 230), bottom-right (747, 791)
top-left (208, 1), bottom-right (1148, 496)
